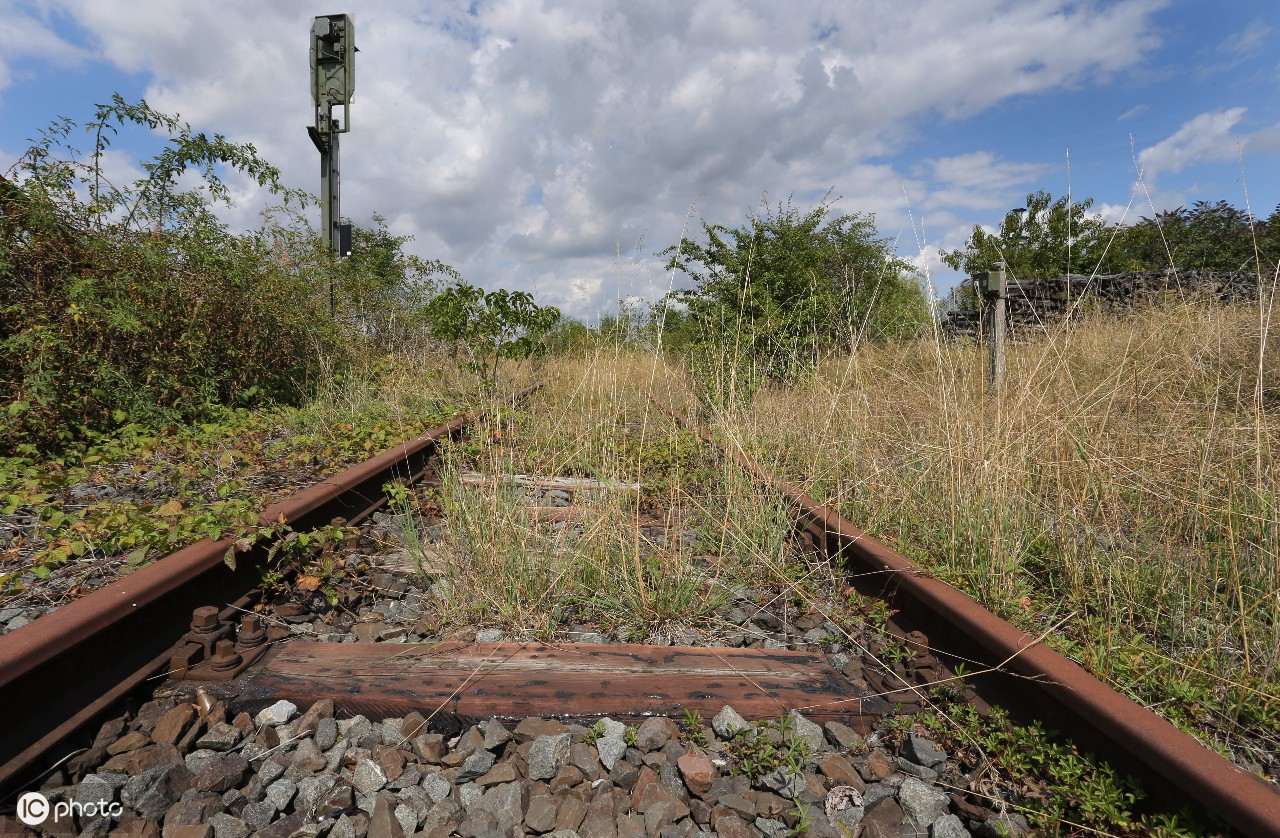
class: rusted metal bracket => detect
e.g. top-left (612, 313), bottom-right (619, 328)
top-left (165, 606), bottom-right (290, 681)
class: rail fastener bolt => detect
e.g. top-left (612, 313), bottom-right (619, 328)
top-left (209, 639), bottom-right (242, 672)
top-left (238, 614), bottom-right (267, 648)
top-left (190, 606), bottom-right (221, 634)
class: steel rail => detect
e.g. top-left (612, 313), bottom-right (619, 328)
top-left (0, 384), bottom-right (541, 796)
top-left (665, 405), bottom-right (1280, 837)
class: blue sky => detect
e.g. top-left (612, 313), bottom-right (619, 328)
top-left (1, 1), bottom-right (1277, 321)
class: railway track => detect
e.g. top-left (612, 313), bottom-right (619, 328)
top-left (0, 384), bottom-right (1276, 837)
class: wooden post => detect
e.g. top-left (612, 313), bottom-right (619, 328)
top-left (987, 262), bottom-right (1006, 393)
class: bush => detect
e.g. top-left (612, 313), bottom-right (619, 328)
top-left (661, 194), bottom-right (931, 404)
top-left (0, 98), bottom-right (337, 454)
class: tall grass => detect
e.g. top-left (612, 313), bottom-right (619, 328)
top-left (719, 300), bottom-right (1278, 763)
top-left (406, 349), bottom-right (803, 641)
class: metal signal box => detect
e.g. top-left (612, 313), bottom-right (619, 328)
top-left (975, 262), bottom-right (1006, 299)
top-left (311, 14), bottom-right (355, 130)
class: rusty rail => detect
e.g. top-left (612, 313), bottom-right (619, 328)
top-left (665, 405), bottom-right (1280, 836)
top-left (0, 385), bottom-right (540, 796)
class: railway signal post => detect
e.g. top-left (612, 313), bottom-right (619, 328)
top-left (308, 13), bottom-right (355, 270)
top-left (974, 261), bottom-right (1007, 392)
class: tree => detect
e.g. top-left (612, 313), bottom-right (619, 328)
top-left (662, 195), bottom-right (929, 386)
top-left (425, 281), bottom-right (561, 385)
top-left (941, 189), bottom-right (1111, 280)
top-left (333, 214), bottom-right (460, 348)
top-left (1109, 200), bottom-right (1273, 274)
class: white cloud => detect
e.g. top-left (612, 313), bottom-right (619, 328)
top-left (1138, 108), bottom-right (1247, 179)
top-left (1118, 104), bottom-right (1148, 121)
top-left (922, 151), bottom-right (1051, 210)
top-left (0, 1), bottom-right (94, 94)
top-left (27, 0), bottom-right (1169, 318)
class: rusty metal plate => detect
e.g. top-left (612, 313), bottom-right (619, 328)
top-left (240, 641), bottom-right (882, 728)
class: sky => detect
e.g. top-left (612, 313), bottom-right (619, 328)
top-left (1, 0), bottom-right (1277, 322)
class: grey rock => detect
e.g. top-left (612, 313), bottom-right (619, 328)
top-left (597, 718), bottom-right (627, 741)
top-left (900, 735), bottom-right (948, 769)
top-left (122, 763), bottom-right (193, 820)
top-left (74, 774), bottom-right (118, 808)
top-left (930, 814), bottom-right (971, 838)
top-left (389, 763), bottom-right (422, 790)
top-left (763, 638), bottom-right (788, 650)
top-left (803, 628), bottom-right (832, 645)
top-left (566, 631), bottom-right (609, 643)
top-left (315, 717), bottom-right (339, 751)
top-left (479, 719), bottom-right (512, 750)
top-left (240, 799), bottom-right (278, 828)
top-left (353, 757), bottom-right (388, 794)
top-left (329, 815), bottom-right (360, 838)
top-left (470, 782), bottom-right (529, 831)
top-left (896, 757), bottom-right (939, 781)
top-left (898, 777), bottom-right (949, 826)
top-left (395, 801), bottom-right (420, 834)
top-left (759, 769), bottom-right (805, 800)
top-left (754, 818), bottom-right (788, 838)
top-left (184, 749), bottom-right (221, 775)
top-left (422, 771), bottom-right (453, 804)
top-left (459, 782), bottom-right (484, 810)
top-left (422, 799), bottom-right (464, 836)
top-left (711, 706), bottom-right (747, 739)
top-left (255, 700), bottom-right (298, 726)
top-left (209, 813), bottom-right (251, 838)
top-left (380, 719), bottom-right (404, 746)
top-left (597, 736), bottom-right (628, 772)
top-left (196, 722), bottom-right (243, 752)
top-left (528, 732), bottom-right (572, 781)
top-left (340, 715), bottom-right (371, 740)
top-left (832, 805), bottom-right (866, 833)
top-left (456, 748), bottom-right (497, 783)
top-left (475, 628), bottom-right (504, 643)
top-left (786, 711), bottom-right (826, 753)
top-left (863, 783), bottom-right (896, 808)
top-left (257, 758), bottom-right (287, 787)
top-left (824, 721), bottom-right (864, 751)
top-left (265, 779), bottom-right (297, 812)
top-left (294, 774), bottom-right (339, 814)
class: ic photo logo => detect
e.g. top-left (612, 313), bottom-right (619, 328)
top-left (16, 790), bottom-right (123, 827)
top-left (17, 792), bottom-right (48, 827)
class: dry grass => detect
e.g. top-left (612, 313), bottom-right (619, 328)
top-left (717, 300), bottom-right (1278, 765)
top-left (373, 302), bottom-right (1276, 778)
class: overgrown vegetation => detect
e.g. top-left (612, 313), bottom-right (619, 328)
top-left (942, 188), bottom-right (1280, 281)
top-left (662, 195), bottom-right (931, 405)
top-left (0, 97), bottom-right (548, 457)
top-left (728, 301), bottom-right (1278, 787)
top-left (2, 94), bottom-right (1276, 835)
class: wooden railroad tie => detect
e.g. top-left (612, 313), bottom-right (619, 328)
top-left (237, 641), bottom-right (883, 728)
